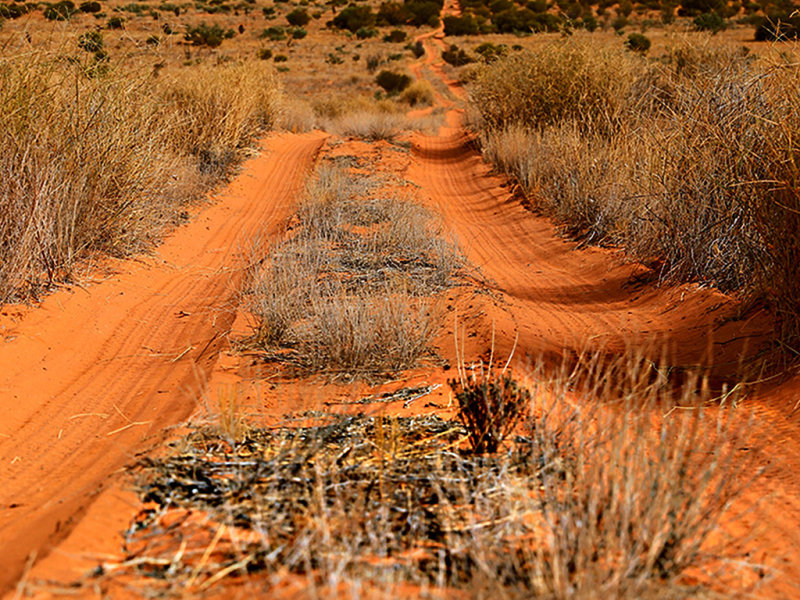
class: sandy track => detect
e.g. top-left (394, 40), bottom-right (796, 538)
top-left (408, 124), bottom-right (770, 374)
top-left (407, 33), bottom-right (800, 595)
top-left (0, 132), bottom-right (326, 593)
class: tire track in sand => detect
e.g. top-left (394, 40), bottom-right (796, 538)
top-left (0, 132), bottom-right (326, 593)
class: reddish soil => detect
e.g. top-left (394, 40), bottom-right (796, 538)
top-left (0, 132), bottom-right (326, 595)
top-left (3, 11), bottom-right (800, 600)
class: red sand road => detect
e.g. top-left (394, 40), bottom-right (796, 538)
top-left (0, 132), bottom-right (326, 593)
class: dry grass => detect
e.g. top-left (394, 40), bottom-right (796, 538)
top-left (469, 37), bottom-right (800, 346)
top-left (43, 351), bottom-right (763, 599)
top-left (245, 164), bottom-right (460, 377)
top-left (0, 50), bottom-right (279, 301)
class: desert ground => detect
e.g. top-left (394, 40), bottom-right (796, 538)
top-left (2, 0), bottom-right (800, 597)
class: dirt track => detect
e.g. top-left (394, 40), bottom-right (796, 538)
top-left (0, 133), bottom-right (325, 593)
top-left (2, 12), bottom-right (800, 599)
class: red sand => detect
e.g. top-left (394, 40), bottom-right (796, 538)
top-left (2, 15), bottom-right (800, 600)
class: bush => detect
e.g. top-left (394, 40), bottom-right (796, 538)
top-left (78, 0), bottom-right (102, 12)
top-left (259, 25), bottom-right (285, 40)
top-left (274, 53), bottom-right (288, 62)
top-left (106, 15), bottom-right (124, 28)
top-left (383, 28), bottom-right (406, 42)
top-left (44, 0), bottom-right (75, 20)
top-left (443, 13), bottom-right (479, 35)
top-left (375, 69), bottom-right (411, 94)
top-left (474, 41), bottom-right (506, 62)
top-left (399, 80), bottom-right (434, 106)
top-left (285, 7), bottom-right (309, 26)
top-left (355, 26), bottom-right (377, 39)
top-left (184, 22), bottom-right (232, 47)
top-left (0, 3), bottom-right (29, 18)
top-left (411, 39), bottom-right (424, 58)
top-left (78, 30), bottom-right (104, 53)
top-left (291, 26), bottom-right (307, 39)
top-left (625, 32), bottom-right (651, 52)
top-left (442, 44), bottom-right (473, 66)
top-left (450, 373), bottom-right (530, 454)
top-left (145, 34), bottom-right (160, 45)
top-left (693, 11), bottom-right (726, 32)
top-left (331, 5), bottom-right (374, 32)
top-left (257, 47), bottom-right (273, 60)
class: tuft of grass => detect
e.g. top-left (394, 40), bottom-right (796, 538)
top-left (245, 165), bottom-right (460, 377)
top-left (0, 52), bottom-right (279, 301)
top-left (55, 353), bottom-right (763, 598)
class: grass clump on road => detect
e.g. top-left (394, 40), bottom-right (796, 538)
top-left (245, 165), bottom-right (460, 378)
top-left (59, 356), bottom-right (761, 599)
top-left (468, 38), bottom-right (800, 347)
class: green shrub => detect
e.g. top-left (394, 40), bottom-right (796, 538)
top-left (355, 26), bottom-right (377, 38)
top-left (44, 0), bottom-right (75, 20)
top-left (291, 27), bottom-right (307, 39)
top-left (259, 25), bottom-right (286, 40)
top-left (443, 13), bottom-right (479, 35)
top-left (332, 5), bottom-right (374, 32)
top-left (0, 2), bottom-right (29, 18)
top-left (78, 30), bottom-right (104, 53)
top-left (184, 22), bottom-right (232, 47)
top-left (693, 11), bottom-right (726, 32)
top-left (375, 69), bottom-right (411, 94)
top-left (411, 39), bottom-right (424, 58)
top-left (442, 44), bottom-right (473, 66)
top-left (106, 15), bottom-right (124, 28)
top-left (274, 53), bottom-right (288, 62)
top-left (78, 0), bottom-right (101, 12)
top-left (625, 32), bottom-right (651, 52)
top-left (145, 34), bottom-right (160, 45)
top-left (286, 7), bottom-right (309, 26)
top-left (474, 41), bottom-right (506, 62)
top-left (257, 47), bottom-right (273, 60)
top-left (262, 4), bottom-right (274, 16)
top-left (383, 28), bottom-right (406, 42)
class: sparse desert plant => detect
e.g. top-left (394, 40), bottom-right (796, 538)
top-left (106, 15), bottom-right (124, 28)
top-left (44, 0), bottom-right (75, 20)
top-left (375, 69), bottom-right (411, 94)
top-left (442, 43), bottom-right (473, 66)
top-left (451, 371), bottom-right (530, 453)
top-left (383, 28), bottom-right (406, 42)
top-left (78, 0), bottom-right (101, 12)
top-left (246, 166), bottom-right (459, 376)
top-left (625, 31), bottom-right (651, 52)
top-left (285, 6), bottom-right (309, 26)
top-left (399, 79), bottom-right (434, 106)
top-left (184, 22), bottom-right (233, 47)
top-left (331, 4), bottom-right (374, 32)
top-left (79, 351), bottom-right (760, 598)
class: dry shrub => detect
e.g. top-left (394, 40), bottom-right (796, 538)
top-left (399, 80), bottom-right (435, 107)
top-left (469, 39), bottom-right (647, 134)
top-left (67, 351), bottom-right (761, 599)
top-left (470, 38), bottom-right (800, 346)
top-left (0, 51), bottom-right (279, 301)
top-left (323, 110), bottom-right (406, 140)
top-left (246, 165), bottom-right (460, 377)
